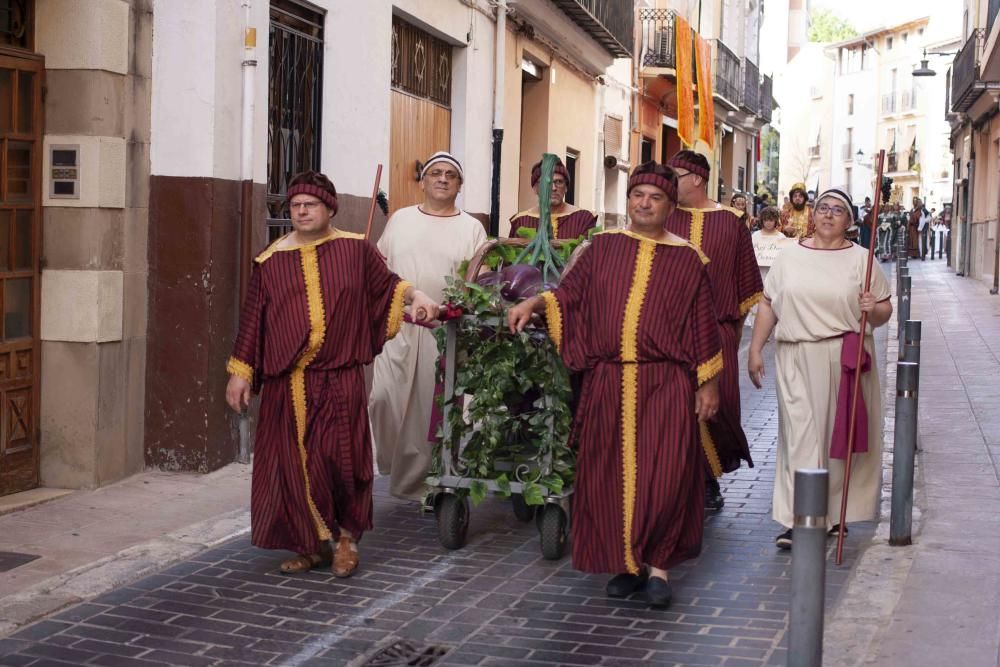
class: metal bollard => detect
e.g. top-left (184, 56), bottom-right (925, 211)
top-left (890, 362), bottom-right (919, 546)
top-left (789, 469), bottom-right (829, 667)
top-left (897, 275), bottom-right (911, 340)
top-left (899, 320), bottom-right (921, 365)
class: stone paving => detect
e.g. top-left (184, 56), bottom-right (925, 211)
top-left (0, 340), bottom-right (881, 667)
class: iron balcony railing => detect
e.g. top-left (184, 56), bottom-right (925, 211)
top-left (900, 89), bottom-right (918, 112)
top-left (639, 7), bottom-right (676, 69)
top-left (881, 92), bottom-right (897, 115)
top-left (951, 30), bottom-right (983, 112)
top-left (759, 74), bottom-right (773, 123)
top-left (887, 151), bottom-right (898, 172)
top-left (550, 0), bottom-right (633, 58)
top-left (713, 39), bottom-right (741, 106)
top-left (741, 58), bottom-right (759, 113)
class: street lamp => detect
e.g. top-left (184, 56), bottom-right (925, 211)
top-left (911, 49), bottom-right (959, 77)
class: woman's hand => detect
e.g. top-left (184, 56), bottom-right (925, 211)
top-left (507, 296), bottom-right (542, 333)
top-left (695, 378), bottom-right (719, 421)
top-left (226, 375), bottom-right (251, 413)
top-left (748, 349), bottom-right (766, 389)
top-left (409, 290), bottom-right (440, 323)
top-left (858, 291), bottom-right (878, 314)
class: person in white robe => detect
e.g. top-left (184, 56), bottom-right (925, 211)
top-left (747, 187), bottom-right (892, 550)
top-left (369, 151), bottom-right (487, 502)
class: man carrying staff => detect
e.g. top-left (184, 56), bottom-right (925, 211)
top-left (781, 182), bottom-right (814, 238)
top-left (509, 158), bottom-right (597, 240)
top-left (665, 150), bottom-right (764, 512)
top-left (225, 171), bottom-right (439, 577)
top-left (370, 151), bottom-right (486, 503)
top-left (508, 162), bottom-right (722, 608)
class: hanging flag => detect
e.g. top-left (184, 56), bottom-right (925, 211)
top-left (676, 16), bottom-right (695, 147)
top-left (694, 34), bottom-right (715, 150)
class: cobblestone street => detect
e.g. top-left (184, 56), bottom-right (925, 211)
top-left (0, 336), bottom-right (880, 667)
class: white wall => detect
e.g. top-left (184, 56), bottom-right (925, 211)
top-left (776, 44), bottom-right (835, 197)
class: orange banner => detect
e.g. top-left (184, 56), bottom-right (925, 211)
top-left (675, 16), bottom-right (695, 148)
top-left (695, 34), bottom-right (715, 150)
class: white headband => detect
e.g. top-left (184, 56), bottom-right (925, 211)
top-left (816, 188), bottom-right (855, 221)
top-left (420, 151), bottom-right (464, 181)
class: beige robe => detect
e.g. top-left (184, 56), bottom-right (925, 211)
top-left (763, 242), bottom-right (891, 529)
top-left (369, 205), bottom-right (486, 501)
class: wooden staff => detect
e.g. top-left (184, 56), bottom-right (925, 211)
top-left (835, 149), bottom-right (886, 565)
top-left (364, 163), bottom-right (384, 242)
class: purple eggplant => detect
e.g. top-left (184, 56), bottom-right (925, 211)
top-left (500, 264), bottom-right (543, 301)
top-left (476, 270), bottom-right (503, 288)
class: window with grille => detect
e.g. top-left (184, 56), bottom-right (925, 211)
top-left (603, 114), bottom-right (623, 158)
top-left (391, 16), bottom-right (452, 107)
top-left (0, 0), bottom-right (31, 50)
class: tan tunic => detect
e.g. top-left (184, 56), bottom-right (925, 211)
top-left (763, 241), bottom-right (891, 528)
top-left (369, 205), bottom-right (486, 501)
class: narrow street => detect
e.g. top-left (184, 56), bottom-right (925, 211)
top-left (0, 327), bottom-right (882, 667)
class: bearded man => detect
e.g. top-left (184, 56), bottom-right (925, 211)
top-left (781, 183), bottom-right (813, 238)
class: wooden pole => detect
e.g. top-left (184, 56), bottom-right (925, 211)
top-left (835, 149), bottom-right (886, 565)
top-left (364, 163), bottom-right (383, 242)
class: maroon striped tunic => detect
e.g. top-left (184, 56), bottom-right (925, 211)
top-left (541, 230), bottom-right (723, 575)
top-left (509, 208), bottom-right (597, 240)
top-left (227, 231), bottom-right (408, 556)
top-left (665, 206), bottom-right (763, 475)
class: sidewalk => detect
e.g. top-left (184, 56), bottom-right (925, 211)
top-left (826, 257), bottom-right (1000, 666)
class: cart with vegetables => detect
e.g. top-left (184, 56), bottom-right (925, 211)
top-left (425, 154), bottom-right (589, 560)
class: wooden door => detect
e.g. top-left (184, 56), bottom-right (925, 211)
top-left (0, 52), bottom-right (42, 496)
top-left (389, 90), bottom-right (451, 216)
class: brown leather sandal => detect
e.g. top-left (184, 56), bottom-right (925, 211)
top-left (279, 542), bottom-right (332, 574)
top-left (332, 536), bottom-right (359, 578)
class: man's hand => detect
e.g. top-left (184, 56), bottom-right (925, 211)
top-left (226, 375), bottom-right (251, 413)
top-left (507, 296), bottom-right (542, 333)
top-left (695, 377), bottom-right (719, 421)
top-left (410, 290), bottom-right (440, 323)
top-left (748, 349), bottom-right (765, 389)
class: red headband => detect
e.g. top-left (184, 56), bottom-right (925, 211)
top-left (666, 158), bottom-right (710, 181)
top-left (531, 163), bottom-right (571, 187)
top-left (627, 173), bottom-right (677, 202)
top-left (286, 183), bottom-right (339, 217)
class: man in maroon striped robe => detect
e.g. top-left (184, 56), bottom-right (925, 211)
top-left (509, 162), bottom-right (723, 608)
top-left (665, 151), bottom-right (764, 511)
top-left (508, 158), bottom-right (598, 240)
top-left (225, 171), bottom-right (438, 578)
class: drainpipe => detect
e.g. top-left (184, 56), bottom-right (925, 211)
top-left (238, 0), bottom-right (257, 465)
top-left (961, 153), bottom-right (975, 276)
top-left (993, 143), bottom-right (1000, 294)
top-left (239, 0), bottom-right (257, 305)
top-left (489, 0), bottom-right (508, 237)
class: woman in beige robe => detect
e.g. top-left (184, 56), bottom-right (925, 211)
top-left (747, 187), bottom-right (892, 549)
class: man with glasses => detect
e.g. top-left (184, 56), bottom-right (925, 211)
top-left (509, 158), bottom-right (597, 240)
top-left (665, 150), bottom-right (763, 512)
top-left (370, 151), bottom-right (487, 503)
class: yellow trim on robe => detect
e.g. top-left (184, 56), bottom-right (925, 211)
top-left (540, 291), bottom-right (563, 354)
top-left (739, 291), bottom-right (763, 317)
top-left (687, 208), bottom-right (706, 249)
top-left (289, 244), bottom-right (333, 543)
top-left (697, 350), bottom-right (724, 386)
top-left (700, 421), bottom-right (724, 479)
top-left (255, 228), bottom-right (364, 264)
top-left (226, 357), bottom-right (254, 384)
top-left (386, 280), bottom-right (412, 341)
top-left (618, 237), bottom-right (656, 575)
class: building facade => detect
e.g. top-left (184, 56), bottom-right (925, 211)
top-left (0, 0), bottom-right (636, 497)
top-left (948, 0), bottom-right (1000, 288)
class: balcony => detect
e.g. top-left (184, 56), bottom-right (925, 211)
top-left (881, 93), bottom-right (897, 115)
top-left (549, 0), bottom-right (633, 57)
top-left (900, 89), bottom-right (918, 113)
top-left (741, 58), bottom-right (759, 113)
top-left (759, 74), bottom-right (773, 123)
top-left (639, 8), bottom-right (676, 70)
top-left (887, 151), bottom-right (899, 172)
top-left (713, 39), bottom-right (742, 107)
top-left (908, 148), bottom-right (919, 171)
top-left (952, 30), bottom-right (984, 112)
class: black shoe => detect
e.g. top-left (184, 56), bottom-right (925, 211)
top-left (776, 529), bottom-right (792, 550)
top-left (644, 576), bottom-right (673, 608)
top-left (705, 479), bottom-right (725, 511)
top-left (605, 571), bottom-right (648, 598)
top-left (827, 524), bottom-right (848, 537)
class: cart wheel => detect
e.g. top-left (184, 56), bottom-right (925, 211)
top-left (539, 504), bottom-right (568, 560)
top-left (436, 494), bottom-right (469, 550)
top-left (511, 494), bottom-right (535, 522)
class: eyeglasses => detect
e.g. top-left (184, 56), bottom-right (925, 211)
top-left (816, 203), bottom-right (848, 217)
top-left (551, 178), bottom-right (568, 187)
top-left (289, 200), bottom-right (323, 212)
top-left (426, 169), bottom-right (460, 181)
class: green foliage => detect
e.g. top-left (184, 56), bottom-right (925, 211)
top-left (432, 275), bottom-right (575, 506)
top-left (515, 153), bottom-right (565, 283)
top-left (808, 8), bottom-right (857, 43)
